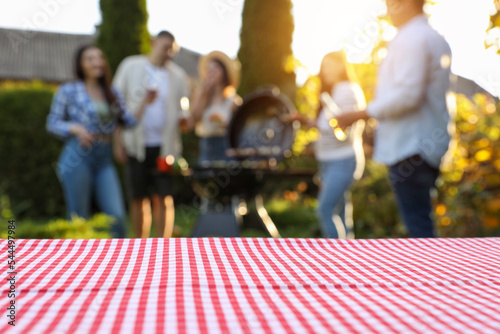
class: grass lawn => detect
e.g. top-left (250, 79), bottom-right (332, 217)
top-left (127, 198), bottom-right (322, 239)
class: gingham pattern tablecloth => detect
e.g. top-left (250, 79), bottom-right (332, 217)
top-left (1, 237), bottom-right (500, 333)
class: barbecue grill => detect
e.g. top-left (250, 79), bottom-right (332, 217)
top-left (187, 87), bottom-right (299, 237)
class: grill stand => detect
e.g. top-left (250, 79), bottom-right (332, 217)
top-left (191, 194), bottom-right (281, 238)
top-left (189, 88), bottom-right (297, 238)
top-left (190, 196), bottom-right (241, 237)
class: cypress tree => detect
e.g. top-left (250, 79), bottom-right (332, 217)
top-left (237, 0), bottom-right (296, 99)
top-left (96, 0), bottom-right (150, 74)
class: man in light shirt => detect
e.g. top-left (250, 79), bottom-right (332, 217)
top-left (113, 31), bottom-right (190, 238)
top-left (337, 0), bottom-right (453, 238)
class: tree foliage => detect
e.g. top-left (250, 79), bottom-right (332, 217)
top-left (437, 94), bottom-right (500, 237)
top-left (96, 0), bottom-right (150, 74)
top-left (486, 0), bottom-right (500, 53)
top-left (237, 0), bottom-right (296, 99)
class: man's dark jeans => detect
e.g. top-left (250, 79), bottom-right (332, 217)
top-left (388, 155), bottom-right (440, 238)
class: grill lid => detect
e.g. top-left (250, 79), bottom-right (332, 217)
top-left (226, 87), bottom-right (297, 164)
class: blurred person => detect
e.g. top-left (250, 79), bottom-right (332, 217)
top-left (190, 51), bottom-right (241, 164)
top-left (46, 44), bottom-right (148, 238)
top-left (336, 0), bottom-right (452, 238)
top-left (113, 31), bottom-right (190, 238)
top-left (294, 52), bottom-right (366, 239)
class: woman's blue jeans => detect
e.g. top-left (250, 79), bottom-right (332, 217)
top-left (317, 156), bottom-right (357, 239)
top-left (56, 137), bottom-right (127, 238)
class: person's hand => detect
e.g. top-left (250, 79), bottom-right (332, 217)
top-left (71, 124), bottom-right (94, 148)
top-left (336, 111), bottom-right (368, 130)
top-left (179, 116), bottom-right (194, 134)
top-left (145, 89), bottom-right (158, 104)
top-left (290, 112), bottom-right (316, 128)
top-left (290, 112), bottom-right (304, 122)
top-left (113, 140), bottom-right (128, 165)
top-left (113, 126), bottom-right (128, 164)
top-left (201, 77), bottom-right (216, 97)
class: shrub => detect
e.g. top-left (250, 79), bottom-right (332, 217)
top-left (437, 94), bottom-right (500, 237)
top-left (351, 161), bottom-right (405, 238)
top-left (265, 198), bottom-right (321, 238)
top-left (0, 215), bottom-right (113, 240)
top-left (0, 83), bottom-right (65, 218)
top-left (1, 190), bottom-right (112, 239)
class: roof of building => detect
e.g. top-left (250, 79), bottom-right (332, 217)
top-left (450, 74), bottom-right (495, 100)
top-left (0, 27), bottom-right (200, 83)
top-left (1, 28), bottom-right (497, 102)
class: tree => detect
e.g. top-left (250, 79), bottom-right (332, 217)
top-left (237, 0), bottom-right (296, 99)
top-left (97, 0), bottom-right (150, 74)
top-left (486, 0), bottom-right (500, 53)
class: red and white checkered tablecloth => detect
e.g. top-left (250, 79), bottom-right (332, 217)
top-left (1, 237), bottom-right (500, 333)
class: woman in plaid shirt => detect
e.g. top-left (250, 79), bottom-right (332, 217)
top-left (46, 44), bottom-right (150, 238)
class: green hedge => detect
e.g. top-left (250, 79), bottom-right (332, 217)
top-left (0, 214), bottom-right (113, 239)
top-left (0, 192), bottom-right (113, 239)
top-left (0, 83), bottom-right (65, 218)
top-left (1, 189), bottom-right (112, 239)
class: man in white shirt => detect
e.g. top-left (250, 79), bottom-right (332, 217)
top-left (113, 31), bottom-right (190, 238)
top-left (337, 0), bottom-right (453, 238)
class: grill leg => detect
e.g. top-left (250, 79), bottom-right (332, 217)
top-left (255, 195), bottom-right (281, 238)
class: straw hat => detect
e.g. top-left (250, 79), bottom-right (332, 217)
top-left (198, 51), bottom-right (241, 89)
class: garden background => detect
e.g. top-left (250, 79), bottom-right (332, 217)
top-left (1, 0), bottom-right (500, 239)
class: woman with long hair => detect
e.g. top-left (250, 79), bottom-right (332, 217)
top-left (46, 44), bottom-right (150, 238)
top-left (299, 51), bottom-right (366, 239)
top-left (190, 51), bottom-right (241, 164)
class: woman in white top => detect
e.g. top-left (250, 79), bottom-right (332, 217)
top-left (191, 51), bottom-right (241, 164)
top-left (299, 52), bottom-right (366, 239)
